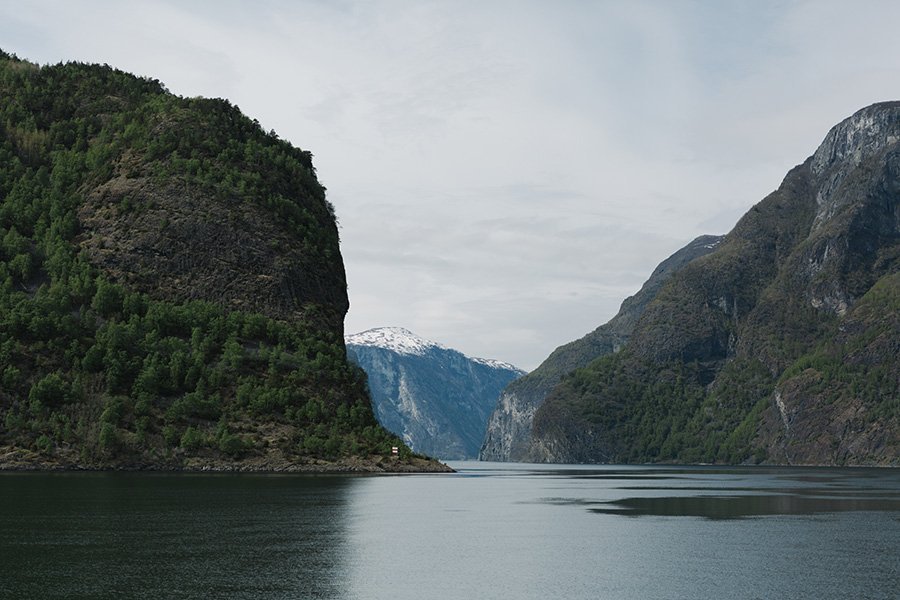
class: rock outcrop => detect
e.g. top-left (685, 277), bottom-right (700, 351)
top-left (79, 175), bottom-right (348, 334)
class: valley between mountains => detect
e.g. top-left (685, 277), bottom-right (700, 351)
top-left (357, 103), bottom-right (898, 467)
top-left (0, 50), bottom-right (896, 470)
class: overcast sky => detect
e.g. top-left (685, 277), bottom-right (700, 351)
top-left (3, 0), bottom-right (900, 369)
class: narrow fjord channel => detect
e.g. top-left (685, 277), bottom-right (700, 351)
top-left (2, 464), bottom-right (898, 599)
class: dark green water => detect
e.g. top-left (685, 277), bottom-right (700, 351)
top-left (1, 463), bottom-right (898, 599)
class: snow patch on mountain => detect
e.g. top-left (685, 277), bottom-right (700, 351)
top-left (345, 326), bottom-right (527, 459)
top-left (345, 327), bottom-right (445, 356)
top-left (471, 356), bottom-right (526, 374)
top-left (346, 327), bottom-right (525, 374)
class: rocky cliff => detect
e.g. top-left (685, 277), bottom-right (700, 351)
top-left (528, 102), bottom-right (900, 466)
top-left (0, 51), bottom-right (448, 472)
top-left (347, 328), bottom-right (524, 459)
top-left (479, 235), bottom-right (723, 461)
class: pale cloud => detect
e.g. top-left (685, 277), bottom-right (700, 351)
top-left (3, 1), bottom-right (900, 369)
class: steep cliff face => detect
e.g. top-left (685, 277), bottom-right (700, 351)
top-left (530, 102), bottom-right (900, 466)
top-left (758, 273), bottom-right (898, 464)
top-left (347, 328), bottom-right (524, 459)
top-left (78, 174), bottom-right (348, 335)
top-left (479, 235), bottom-right (723, 461)
top-left (0, 51), bottom-right (442, 472)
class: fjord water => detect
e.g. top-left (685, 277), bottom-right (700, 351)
top-left (1, 464), bottom-right (898, 599)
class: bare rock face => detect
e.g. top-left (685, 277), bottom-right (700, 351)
top-left (480, 388), bottom-right (542, 463)
top-left (78, 175), bottom-right (348, 334)
top-left (810, 101), bottom-right (900, 226)
top-left (800, 102), bottom-right (900, 318)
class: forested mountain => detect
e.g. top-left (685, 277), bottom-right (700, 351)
top-left (347, 327), bottom-right (524, 459)
top-left (525, 103), bottom-right (899, 466)
top-left (479, 235), bottom-right (723, 461)
top-left (0, 50), bottom-right (447, 471)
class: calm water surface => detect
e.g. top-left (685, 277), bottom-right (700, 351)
top-left (1, 462), bottom-right (898, 599)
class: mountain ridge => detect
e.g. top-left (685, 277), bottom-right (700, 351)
top-left (347, 326), bottom-right (523, 371)
top-left (479, 234), bottom-right (724, 461)
top-left (347, 327), bottom-right (523, 459)
top-left (525, 101), bottom-right (899, 466)
top-left (346, 327), bottom-right (447, 356)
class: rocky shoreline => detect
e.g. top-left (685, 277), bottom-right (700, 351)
top-left (0, 446), bottom-right (455, 474)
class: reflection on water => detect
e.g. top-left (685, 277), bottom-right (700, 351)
top-left (589, 493), bottom-right (900, 519)
top-left (1, 464), bottom-right (898, 599)
top-left (0, 473), bottom-right (357, 599)
top-left (525, 465), bottom-right (900, 519)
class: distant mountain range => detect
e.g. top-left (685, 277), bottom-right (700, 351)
top-left (482, 102), bottom-right (899, 466)
top-left (347, 328), bottom-right (524, 459)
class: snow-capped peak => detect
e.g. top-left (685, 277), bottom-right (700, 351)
top-left (470, 356), bottom-right (526, 374)
top-left (346, 327), bottom-right (525, 373)
top-left (345, 327), bottom-right (445, 356)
